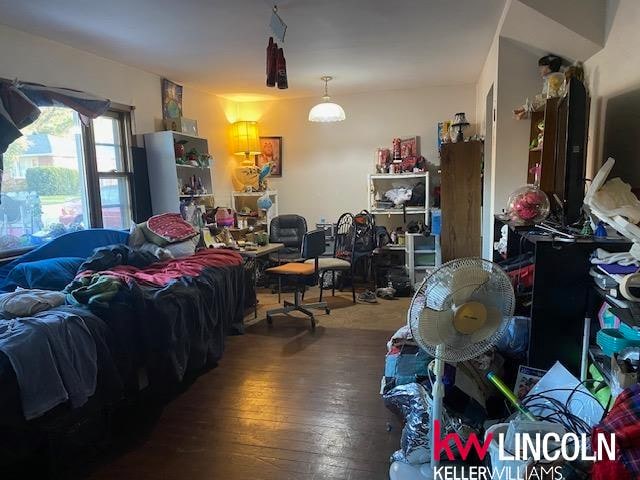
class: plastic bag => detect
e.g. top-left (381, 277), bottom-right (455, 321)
top-left (383, 383), bottom-right (432, 464)
top-left (591, 177), bottom-right (640, 224)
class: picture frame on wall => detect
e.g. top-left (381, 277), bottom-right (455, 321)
top-left (400, 136), bottom-right (420, 158)
top-left (255, 136), bottom-right (282, 177)
top-left (161, 78), bottom-right (183, 119)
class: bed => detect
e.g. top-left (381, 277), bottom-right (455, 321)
top-left (0, 229), bottom-right (246, 468)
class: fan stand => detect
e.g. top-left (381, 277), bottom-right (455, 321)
top-left (390, 302), bottom-right (489, 480)
top-left (389, 345), bottom-right (445, 480)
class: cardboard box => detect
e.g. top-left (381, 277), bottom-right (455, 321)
top-left (164, 117), bottom-right (198, 136)
top-left (611, 354), bottom-right (639, 390)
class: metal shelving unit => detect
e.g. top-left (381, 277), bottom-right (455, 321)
top-left (367, 172), bottom-right (429, 226)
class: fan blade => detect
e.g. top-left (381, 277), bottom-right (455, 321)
top-left (416, 307), bottom-right (454, 346)
top-left (451, 267), bottom-right (490, 306)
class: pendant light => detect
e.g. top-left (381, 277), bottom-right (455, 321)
top-left (308, 76), bottom-right (346, 123)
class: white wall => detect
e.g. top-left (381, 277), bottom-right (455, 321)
top-left (584, 0), bottom-right (640, 177)
top-left (476, 34), bottom-right (499, 259)
top-left (474, 34), bottom-right (541, 259)
top-left (494, 37), bottom-right (542, 214)
top-left (518, 0), bottom-right (605, 47)
top-left (237, 85), bottom-right (476, 226)
top-left (0, 23), bottom-right (233, 205)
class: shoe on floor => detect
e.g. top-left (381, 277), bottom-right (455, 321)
top-left (376, 287), bottom-right (397, 300)
top-left (357, 290), bottom-right (378, 304)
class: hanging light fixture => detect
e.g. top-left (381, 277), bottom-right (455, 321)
top-left (308, 76), bottom-right (346, 123)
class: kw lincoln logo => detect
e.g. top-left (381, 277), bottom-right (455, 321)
top-left (430, 420), bottom-right (615, 480)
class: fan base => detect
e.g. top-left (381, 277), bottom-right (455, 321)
top-left (389, 461), bottom-right (437, 480)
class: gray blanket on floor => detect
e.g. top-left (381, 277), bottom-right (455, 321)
top-left (0, 310), bottom-right (97, 420)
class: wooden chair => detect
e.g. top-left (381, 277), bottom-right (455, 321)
top-left (265, 229), bottom-right (329, 330)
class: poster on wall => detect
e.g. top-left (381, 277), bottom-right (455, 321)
top-left (400, 136), bottom-right (420, 158)
top-left (161, 78), bottom-right (183, 119)
top-left (255, 136), bottom-right (282, 177)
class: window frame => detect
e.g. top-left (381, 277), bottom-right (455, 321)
top-left (82, 104), bottom-right (135, 228)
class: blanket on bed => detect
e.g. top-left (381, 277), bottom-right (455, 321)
top-left (0, 246), bottom-right (245, 425)
top-left (0, 308), bottom-right (97, 420)
top-left (65, 246), bottom-right (246, 386)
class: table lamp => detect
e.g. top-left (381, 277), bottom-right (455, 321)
top-left (229, 120), bottom-right (261, 191)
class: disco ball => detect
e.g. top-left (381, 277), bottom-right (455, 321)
top-left (507, 185), bottom-right (550, 225)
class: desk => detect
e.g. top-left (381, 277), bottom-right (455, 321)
top-left (497, 217), bottom-right (631, 375)
top-left (239, 243), bottom-right (284, 318)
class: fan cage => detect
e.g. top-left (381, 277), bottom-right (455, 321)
top-left (408, 257), bottom-right (515, 362)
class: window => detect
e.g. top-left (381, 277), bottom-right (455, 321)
top-left (87, 111), bottom-right (133, 230)
top-left (0, 105), bottom-right (135, 256)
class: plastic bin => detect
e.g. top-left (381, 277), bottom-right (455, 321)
top-left (431, 209), bottom-right (441, 235)
top-left (619, 323), bottom-right (640, 340)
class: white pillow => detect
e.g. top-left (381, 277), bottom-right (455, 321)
top-left (163, 234), bottom-right (200, 258)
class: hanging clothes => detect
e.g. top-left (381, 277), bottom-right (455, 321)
top-left (0, 78), bottom-right (111, 195)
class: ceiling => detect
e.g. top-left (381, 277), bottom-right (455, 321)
top-left (0, 0), bottom-right (505, 99)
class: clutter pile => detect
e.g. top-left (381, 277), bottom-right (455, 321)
top-left (380, 263), bottom-right (640, 479)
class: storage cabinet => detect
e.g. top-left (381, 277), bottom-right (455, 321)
top-left (440, 141), bottom-right (482, 262)
top-left (405, 232), bottom-right (441, 287)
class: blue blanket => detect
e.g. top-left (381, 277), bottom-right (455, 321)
top-left (0, 309), bottom-right (97, 420)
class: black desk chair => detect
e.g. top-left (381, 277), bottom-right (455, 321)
top-left (265, 229), bottom-right (329, 330)
top-left (269, 214), bottom-right (307, 263)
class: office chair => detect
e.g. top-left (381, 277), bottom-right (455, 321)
top-left (268, 214), bottom-right (307, 263)
top-left (265, 229), bottom-right (329, 330)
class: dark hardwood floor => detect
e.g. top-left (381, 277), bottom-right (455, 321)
top-left (87, 314), bottom-right (401, 480)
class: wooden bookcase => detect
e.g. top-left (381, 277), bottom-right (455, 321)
top-left (526, 97), bottom-right (560, 193)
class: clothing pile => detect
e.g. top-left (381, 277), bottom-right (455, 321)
top-left (0, 79), bottom-right (110, 194)
top-left (0, 287), bottom-right (122, 421)
top-left (592, 384), bottom-right (640, 479)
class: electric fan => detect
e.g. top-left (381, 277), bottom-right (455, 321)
top-left (390, 258), bottom-right (515, 480)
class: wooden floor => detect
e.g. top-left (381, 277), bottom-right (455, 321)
top-left (87, 293), bottom-right (402, 480)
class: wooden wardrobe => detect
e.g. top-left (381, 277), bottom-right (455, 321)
top-left (440, 141), bottom-right (482, 262)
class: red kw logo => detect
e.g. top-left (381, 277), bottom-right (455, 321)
top-left (433, 420), bottom-right (493, 461)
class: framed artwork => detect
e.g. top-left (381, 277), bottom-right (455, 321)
top-left (255, 136), bottom-right (282, 177)
top-left (400, 136), bottom-right (420, 158)
top-left (161, 78), bottom-right (183, 119)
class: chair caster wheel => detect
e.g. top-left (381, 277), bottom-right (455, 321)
top-left (325, 308), bottom-right (330, 315)
top-left (266, 315), bottom-right (273, 325)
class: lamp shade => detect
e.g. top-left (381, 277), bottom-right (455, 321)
top-left (308, 76), bottom-right (346, 123)
top-left (229, 121), bottom-right (260, 156)
top-left (308, 101), bottom-right (346, 122)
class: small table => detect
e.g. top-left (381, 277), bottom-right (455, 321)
top-left (239, 243), bottom-right (284, 318)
